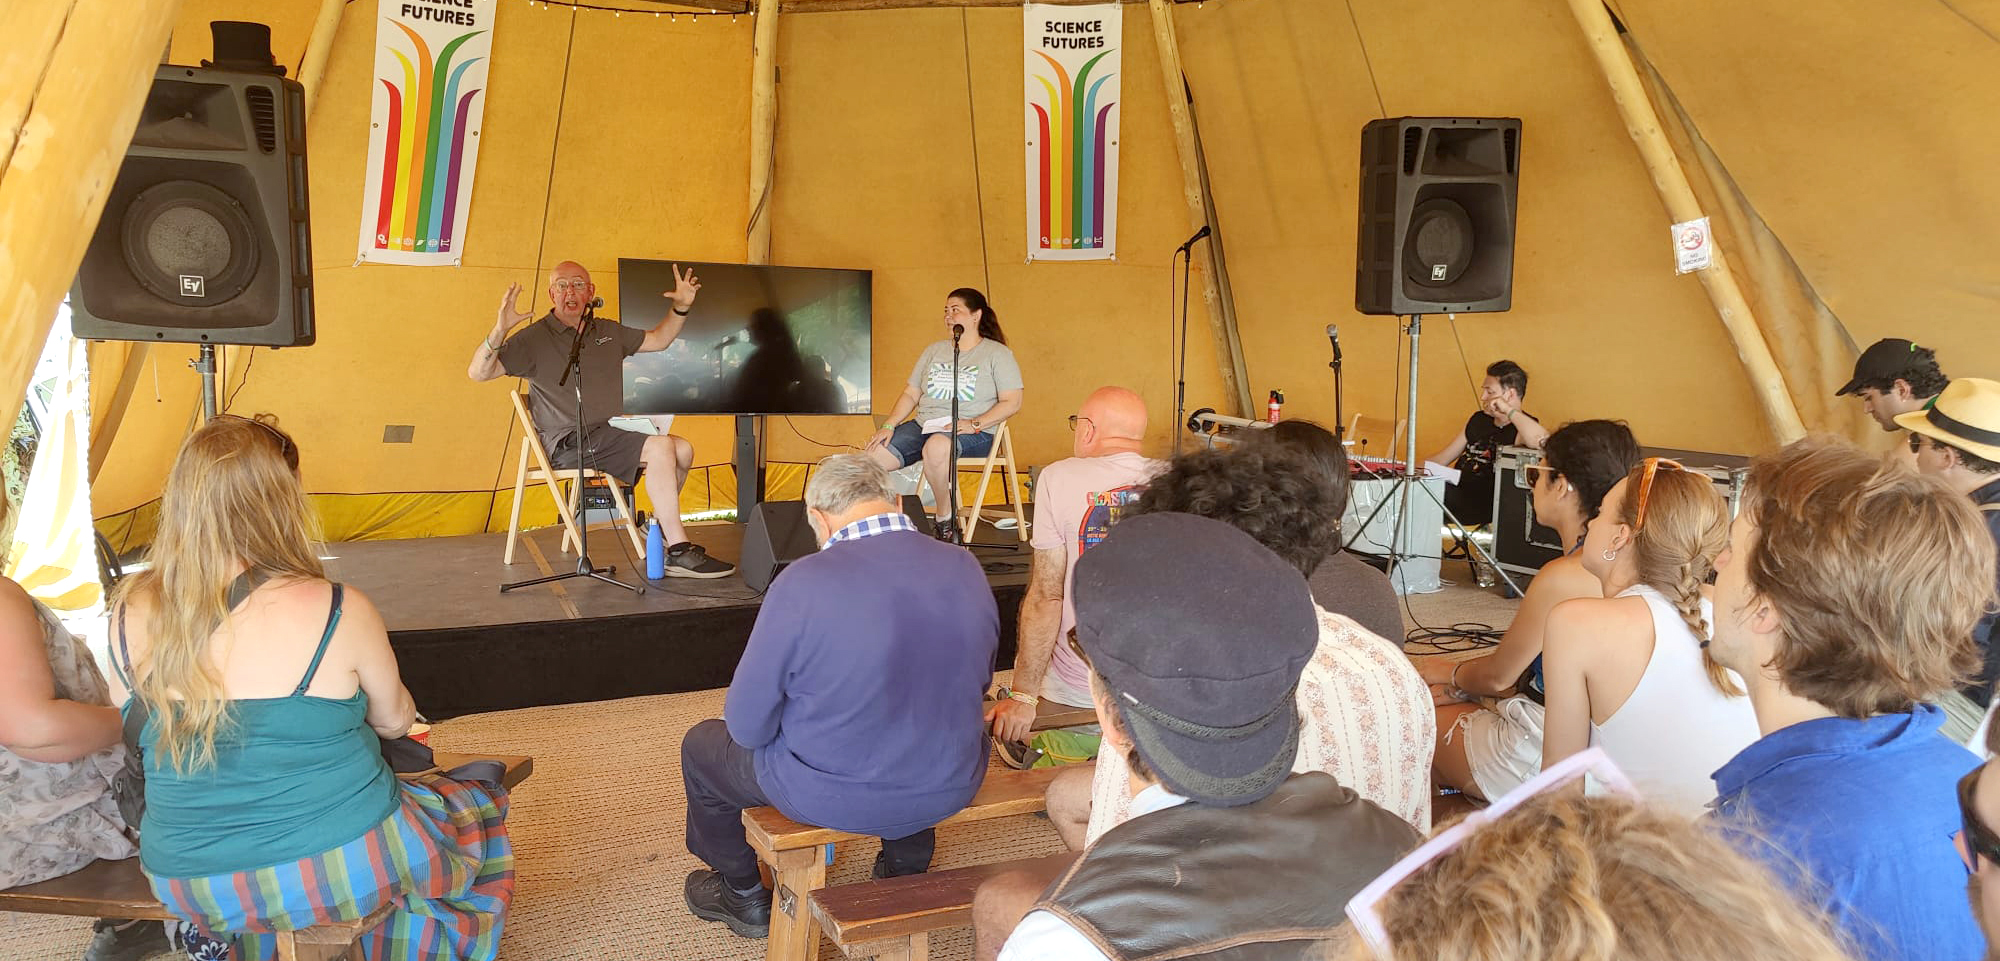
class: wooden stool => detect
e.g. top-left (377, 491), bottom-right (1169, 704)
top-left (919, 423), bottom-right (1028, 543)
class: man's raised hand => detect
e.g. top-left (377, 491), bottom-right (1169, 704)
top-left (497, 282), bottom-right (532, 331)
top-left (664, 263), bottom-right (702, 311)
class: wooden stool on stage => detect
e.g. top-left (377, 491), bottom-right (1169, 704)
top-left (919, 423), bottom-right (1028, 543)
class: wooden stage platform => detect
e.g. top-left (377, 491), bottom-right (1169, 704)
top-left (324, 519), bottom-right (1032, 719)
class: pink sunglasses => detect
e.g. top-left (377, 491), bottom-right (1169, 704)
top-left (1345, 747), bottom-right (1641, 958)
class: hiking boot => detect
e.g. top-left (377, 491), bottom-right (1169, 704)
top-left (85, 919), bottom-right (169, 961)
top-left (665, 542), bottom-right (735, 579)
top-left (684, 870), bottom-right (771, 938)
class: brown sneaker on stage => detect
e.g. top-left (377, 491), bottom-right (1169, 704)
top-left (665, 542), bottom-right (735, 579)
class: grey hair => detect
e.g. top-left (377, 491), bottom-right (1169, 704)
top-left (806, 454), bottom-right (897, 515)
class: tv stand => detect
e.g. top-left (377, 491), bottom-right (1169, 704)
top-left (734, 414), bottom-right (765, 519)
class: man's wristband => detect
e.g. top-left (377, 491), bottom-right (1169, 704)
top-left (484, 338), bottom-right (503, 352)
top-left (998, 687), bottom-right (1040, 708)
top-left (671, 306), bottom-right (691, 316)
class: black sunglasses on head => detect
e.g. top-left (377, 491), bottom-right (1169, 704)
top-left (1959, 765), bottom-right (2000, 870)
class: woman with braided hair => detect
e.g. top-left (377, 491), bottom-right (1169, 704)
top-left (1538, 458), bottom-right (1761, 816)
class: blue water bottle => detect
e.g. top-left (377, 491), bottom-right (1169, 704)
top-left (646, 518), bottom-right (666, 580)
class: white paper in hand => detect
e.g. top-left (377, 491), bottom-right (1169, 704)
top-left (921, 416), bottom-right (955, 435)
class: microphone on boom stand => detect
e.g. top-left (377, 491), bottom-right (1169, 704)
top-left (947, 323), bottom-right (965, 545)
top-left (557, 296), bottom-right (605, 388)
top-left (1326, 324), bottom-right (1347, 444)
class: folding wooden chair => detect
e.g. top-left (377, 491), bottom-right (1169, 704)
top-left (502, 391), bottom-right (646, 564)
top-left (919, 423), bottom-right (1029, 543)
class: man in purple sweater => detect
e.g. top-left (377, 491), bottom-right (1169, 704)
top-left (681, 453), bottom-right (999, 938)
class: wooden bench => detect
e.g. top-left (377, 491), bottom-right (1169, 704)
top-left (810, 851), bottom-right (1077, 960)
top-left (744, 762), bottom-right (1087, 961)
top-left (0, 752), bottom-right (532, 961)
top-left (980, 697), bottom-right (1099, 732)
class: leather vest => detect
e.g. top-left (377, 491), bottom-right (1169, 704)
top-left (1035, 772), bottom-right (1420, 961)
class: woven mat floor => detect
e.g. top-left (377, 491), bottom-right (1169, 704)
top-left (0, 568), bottom-right (1515, 960)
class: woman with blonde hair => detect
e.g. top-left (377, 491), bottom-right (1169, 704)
top-left (1538, 458), bottom-right (1760, 814)
top-left (105, 414), bottom-right (512, 961)
top-left (1353, 787), bottom-right (1858, 961)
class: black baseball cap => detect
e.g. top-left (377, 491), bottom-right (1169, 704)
top-left (1836, 338), bottom-right (1928, 396)
top-left (1071, 512), bottom-right (1318, 807)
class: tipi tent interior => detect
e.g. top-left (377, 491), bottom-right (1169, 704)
top-left (2, 0), bottom-right (1997, 957)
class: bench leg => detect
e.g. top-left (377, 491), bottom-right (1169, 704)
top-left (767, 847), bottom-right (826, 961)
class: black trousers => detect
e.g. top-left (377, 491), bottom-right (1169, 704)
top-left (680, 719), bottom-right (937, 889)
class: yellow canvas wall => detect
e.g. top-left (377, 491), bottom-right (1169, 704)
top-left (89, 0), bottom-right (1994, 541)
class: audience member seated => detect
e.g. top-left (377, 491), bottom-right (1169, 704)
top-left (1424, 419), bottom-right (1640, 801)
top-left (1424, 359), bottom-right (1550, 530)
top-left (0, 575), bottom-right (168, 961)
top-left (863, 287), bottom-right (1024, 543)
top-left (973, 447), bottom-right (1432, 961)
top-left (1897, 377), bottom-right (2000, 733)
top-left (988, 386), bottom-right (1161, 744)
top-left (993, 513), bottom-right (1421, 961)
top-left (1540, 457), bottom-right (1759, 815)
top-left (1706, 436), bottom-right (1991, 961)
top-left (681, 454), bottom-right (997, 939)
top-left (1838, 337), bottom-right (1949, 463)
top-left (1958, 719), bottom-right (2000, 958)
top-left (1258, 419), bottom-right (1402, 642)
top-left (1357, 784), bottom-right (1858, 961)
top-left (104, 414), bottom-right (513, 961)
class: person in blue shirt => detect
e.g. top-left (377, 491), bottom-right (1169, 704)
top-left (679, 453), bottom-right (998, 939)
top-left (1707, 436), bottom-right (1994, 961)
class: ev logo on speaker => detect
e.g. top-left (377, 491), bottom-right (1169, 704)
top-left (179, 275), bottom-right (205, 297)
top-left (1430, 264), bottom-right (1448, 281)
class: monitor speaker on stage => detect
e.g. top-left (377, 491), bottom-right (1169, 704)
top-left (1355, 117), bottom-right (1520, 316)
top-left (72, 25), bottom-right (314, 347)
top-left (741, 501), bottom-right (821, 593)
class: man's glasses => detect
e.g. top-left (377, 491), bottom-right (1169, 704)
top-left (552, 280), bottom-right (589, 292)
top-left (1345, 748), bottom-right (1640, 959)
top-left (1067, 415), bottom-right (1094, 432)
top-left (1957, 765), bottom-right (2000, 873)
top-left (1909, 432), bottom-right (1929, 454)
top-left (1632, 457), bottom-right (1687, 532)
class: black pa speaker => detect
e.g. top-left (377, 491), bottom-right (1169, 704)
top-left (741, 501), bottom-right (822, 593)
top-left (71, 63), bottom-right (313, 346)
top-left (1355, 117), bottom-right (1520, 316)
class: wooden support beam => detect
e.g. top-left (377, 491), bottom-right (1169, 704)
top-left (297, 0), bottom-right (346, 116)
top-left (746, 0), bottom-right (780, 263)
top-left (1146, 0), bottom-right (1249, 418)
top-left (0, 0), bottom-right (183, 428)
top-left (1563, 0), bottom-right (1806, 444)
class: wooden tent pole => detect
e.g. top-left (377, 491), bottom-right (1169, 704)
top-left (746, 0), bottom-right (780, 263)
top-left (1562, 0), bottom-right (1805, 443)
top-left (0, 0), bottom-right (184, 436)
top-left (1146, 0), bottom-right (1250, 418)
top-left (298, 0), bottom-right (346, 116)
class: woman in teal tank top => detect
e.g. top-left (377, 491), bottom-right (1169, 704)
top-left (107, 414), bottom-right (513, 961)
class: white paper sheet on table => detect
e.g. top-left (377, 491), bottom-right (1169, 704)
top-left (1424, 461), bottom-right (1462, 485)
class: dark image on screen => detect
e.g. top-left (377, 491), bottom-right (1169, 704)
top-left (619, 258), bottom-right (871, 415)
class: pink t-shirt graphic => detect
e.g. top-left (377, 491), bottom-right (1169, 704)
top-left (1030, 451), bottom-right (1166, 704)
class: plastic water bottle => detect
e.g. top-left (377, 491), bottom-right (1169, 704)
top-left (646, 519), bottom-right (665, 580)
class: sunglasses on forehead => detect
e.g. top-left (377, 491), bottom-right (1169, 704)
top-left (1632, 457), bottom-right (1686, 532)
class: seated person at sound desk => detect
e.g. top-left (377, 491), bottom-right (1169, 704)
top-left (987, 386), bottom-right (1162, 746)
top-left (0, 575), bottom-right (171, 961)
top-left (681, 455), bottom-right (997, 940)
top-left (468, 260), bottom-right (732, 578)
top-left (1424, 359), bottom-right (1549, 530)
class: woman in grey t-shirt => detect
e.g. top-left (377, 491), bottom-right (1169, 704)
top-left (864, 287), bottom-right (1025, 543)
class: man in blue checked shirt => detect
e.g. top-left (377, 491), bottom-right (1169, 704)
top-left (679, 454), bottom-right (998, 939)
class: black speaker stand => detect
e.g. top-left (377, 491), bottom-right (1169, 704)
top-left (192, 344), bottom-right (219, 422)
top-left (502, 308), bottom-right (642, 596)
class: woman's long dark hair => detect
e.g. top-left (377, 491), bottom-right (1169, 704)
top-left (1541, 419), bottom-right (1641, 539)
top-left (948, 287), bottom-right (1007, 345)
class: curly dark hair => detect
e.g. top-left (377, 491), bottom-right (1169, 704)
top-left (1852, 345), bottom-right (1948, 398)
top-left (1127, 444), bottom-right (1340, 578)
top-left (1539, 419), bottom-right (1641, 531)
top-left (1487, 360), bottom-right (1529, 398)
top-left (1260, 419), bottom-right (1352, 515)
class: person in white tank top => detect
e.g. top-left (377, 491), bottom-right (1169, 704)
top-left (1541, 458), bottom-right (1761, 816)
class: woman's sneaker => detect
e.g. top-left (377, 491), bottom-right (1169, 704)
top-left (931, 518), bottom-right (961, 546)
top-left (665, 542), bottom-right (736, 578)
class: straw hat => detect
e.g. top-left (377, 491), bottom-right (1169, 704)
top-left (1896, 377), bottom-right (2000, 463)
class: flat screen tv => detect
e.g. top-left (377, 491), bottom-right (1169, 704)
top-left (618, 258), bottom-right (872, 415)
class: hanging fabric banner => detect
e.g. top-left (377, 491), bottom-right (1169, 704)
top-left (1025, 2), bottom-right (1121, 261)
top-left (357, 0), bottom-right (497, 266)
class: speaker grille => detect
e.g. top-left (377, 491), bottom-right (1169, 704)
top-left (146, 206), bottom-right (233, 276)
top-left (246, 86), bottom-right (277, 153)
top-left (1401, 126), bottom-right (1423, 175)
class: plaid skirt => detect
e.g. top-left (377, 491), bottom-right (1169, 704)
top-left (148, 775), bottom-right (514, 961)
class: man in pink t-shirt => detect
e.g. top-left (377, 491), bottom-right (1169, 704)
top-left (986, 387), bottom-right (1164, 744)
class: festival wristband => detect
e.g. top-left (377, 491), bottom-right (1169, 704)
top-left (672, 306), bottom-right (691, 316)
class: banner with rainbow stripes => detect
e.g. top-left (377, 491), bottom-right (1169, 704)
top-left (1025, 3), bottom-right (1121, 262)
top-left (357, 0), bottom-right (497, 266)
